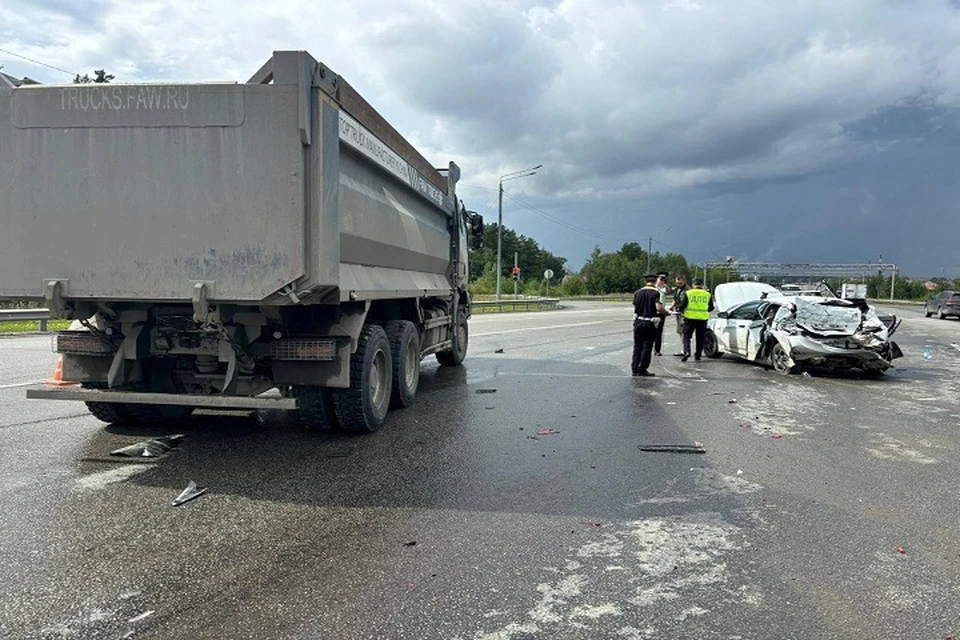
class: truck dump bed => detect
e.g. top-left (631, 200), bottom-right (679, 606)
top-left (0, 51), bottom-right (457, 305)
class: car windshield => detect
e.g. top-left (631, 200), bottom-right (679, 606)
top-left (794, 298), bottom-right (862, 336)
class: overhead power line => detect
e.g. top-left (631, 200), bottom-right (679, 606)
top-left (501, 190), bottom-right (607, 240)
top-left (0, 47), bottom-right (78, 78)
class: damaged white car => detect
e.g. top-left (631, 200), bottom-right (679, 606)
top-left (704, 282), bottom-right (903, 375)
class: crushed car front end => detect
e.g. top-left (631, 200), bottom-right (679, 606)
top-left (771, 298), bottom-right (903, 372)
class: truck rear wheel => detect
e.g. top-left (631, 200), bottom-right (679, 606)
top-left (334, 324), bottom-right (392, 433)
top-left (85, 401), bottom-right (132, 424)
top-left (386, 320), bottom-right (420, 409)
top-left (436, 307), bottom-right (468, 367)
top-left (127, 359), bottom-right (193, 424)
top-left (292, 385), bottom-right (339, 430)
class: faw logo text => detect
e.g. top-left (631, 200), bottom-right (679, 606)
top-left (60, 86), bottom-right (190, 112)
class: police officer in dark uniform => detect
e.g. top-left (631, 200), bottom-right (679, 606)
top-left (632, 273), bottom-right (666, 377)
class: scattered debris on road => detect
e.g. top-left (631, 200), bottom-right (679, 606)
top-left (536, 428), bottom-right (560, 436)
top-left (771, 434), bottom-right (784, 440)
top-left (728, 398), bottom-right (737, 404)
top-left (475, 389), bottom-right (497, 394)
top-left (638, 444), bottom-right (706, 454)
top-left (896, 546), bottom-right (906, 554)
top-left (404, 541), bottom-right (417, 547)
top-left (172, 480), bottom-right (207, 506)
top-left (580, 521), bottom-right (603, 527)
top-left (111, 434), bottom-right (185, 458)
top-left (494, 348), bottom-right (504, 353)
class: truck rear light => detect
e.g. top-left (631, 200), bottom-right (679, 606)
top-left (272, 339), bottom-right (337, 361)
top-left (54, 331), bottom-right (118, 355)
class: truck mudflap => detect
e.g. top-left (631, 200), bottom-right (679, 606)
top-left (26, 386), bottom-right (297, 410)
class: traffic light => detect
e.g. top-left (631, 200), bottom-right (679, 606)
top-left (511, 266), bottom-right (520, 281)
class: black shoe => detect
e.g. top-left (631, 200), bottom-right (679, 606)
top-left (673, 352), bottom-right (685, 357)
top-left (695, 356), bottom-right (701, 361)
top-left (680, 354), bottom-right (689, 362)
top-left (655, 351), bottom-right (662, 356)
top-left (637, 370), bottom-right (655, 377)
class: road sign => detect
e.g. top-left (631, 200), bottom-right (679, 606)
top-left (544, 269), bottom-right (554, 279)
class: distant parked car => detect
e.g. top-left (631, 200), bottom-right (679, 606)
top-left (923, 290), bottom-right (960, 319)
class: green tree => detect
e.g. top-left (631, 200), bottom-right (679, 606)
top-left (73, 69), bottom-right (114, 84)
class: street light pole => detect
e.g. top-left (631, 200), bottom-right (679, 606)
top-left (496, 164), bottom-right (542, 302)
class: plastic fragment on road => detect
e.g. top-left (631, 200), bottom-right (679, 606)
top-left (526, 435), bottom-right (540, 440)
top-left (736, 469), bottom-right (743, 475)
top-left (128, 611), bottom-right (155, 624)
top-left (667, 402), bottom-right (677, 405)
top-left (172, 480), bottom-right (207, 506)
top-left (475, 388), bottom-right (497, 394)
top-left (638, 444), bottom-right (706, 454)
top-left (407, 583), bottom-right (418, 591)
top-left (728, 398), bottom-right (737, 404)
top-left (580, 521), bottom-right (603, 527)
top-left (896, 546), bottom-right (906, 554)
top-left (801, 371), bottom-right (812, 377)
top-left (923, 346), bottom-right (933, 360)
top-left (404, 541), bottom-right (417, 547)
top-left (771, 434), bottom-right (783, 440)
top-left (536, 428), bottom-right (560, 436)
top-left (494, 348), bottom-right (504, 354)
top-left (111, 434), bottom-right (185, 458)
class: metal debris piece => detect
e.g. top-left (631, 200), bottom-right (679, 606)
top-left (475, 388), bottom-right (497, 394)
top-left (111, 434), bottom-right (185, 458)
top-left (638, 444), bottom-right (706, 454)
top-left (494, 348), bottom-right (504, 354)
top-left (728, 398), bottom-right (737, 404)
top-left (172, 480), bottom-right (207, 506)
top-left (536, 428), bottom-right (560, 436)
top-left (404, 541), bottom-right (417, 547)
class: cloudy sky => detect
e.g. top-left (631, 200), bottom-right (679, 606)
top-left (4, 0), bottom-right (960, 277)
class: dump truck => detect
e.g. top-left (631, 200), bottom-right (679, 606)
top-left (0, 51), bottom-right (484, 433)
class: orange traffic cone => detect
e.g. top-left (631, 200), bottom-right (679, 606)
top-left (46, 355), bottom-right (80, 387)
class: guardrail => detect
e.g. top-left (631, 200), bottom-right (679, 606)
top-left (473, 298), bottom-right (561, 313)
top-left (0, 308), bottom-right (51, 331)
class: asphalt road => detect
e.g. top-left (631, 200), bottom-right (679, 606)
top-left (1, 302), bottom-right (959, 639)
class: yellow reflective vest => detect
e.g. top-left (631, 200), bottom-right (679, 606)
top-left (683, 288), bottom-right (711, 320)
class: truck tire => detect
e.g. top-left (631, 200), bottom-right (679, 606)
top-left (386, 320), bottom-right (420, 409)
top-left (85, 401), bottom-right (131, 424)
top-left (436, 307), bottom-right (468, 367)
top-left (334, 324), bottom-right (392, 433)
top-left (292, 385), bottom-right (339, 430)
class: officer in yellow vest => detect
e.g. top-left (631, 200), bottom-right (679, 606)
top-left (677, 277), bottom-right (714, 362)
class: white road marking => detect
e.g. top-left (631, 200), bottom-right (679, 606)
top-left (0, 380), bottom-right (44, 390)
top-left (473, 320), bottom-right (616, 337)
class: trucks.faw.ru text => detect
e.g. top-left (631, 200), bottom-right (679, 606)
top-left (0, 51), bottom-right (484, 433)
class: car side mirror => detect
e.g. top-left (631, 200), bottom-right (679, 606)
top-left (467, 212), bottom-right (484, 250)
top-left (717, 311), bottom-right (728, 319)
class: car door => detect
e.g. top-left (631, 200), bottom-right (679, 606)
top-left (726, 301), bottom-right (763, 355)
top-left (746, 302), bottom-right (778, 360)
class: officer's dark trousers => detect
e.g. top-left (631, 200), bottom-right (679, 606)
top-left (682, 318), bottom-right (708, 357)
top-left (632, 319), bottom-right (657, 373)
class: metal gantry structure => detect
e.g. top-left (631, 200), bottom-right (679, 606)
top-left (701, 262), bottom-right (900, 300)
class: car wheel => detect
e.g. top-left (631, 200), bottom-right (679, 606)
top-left (703, 330), bottom-right (722, 358)
top-left (923, 305), bottom-right (933, 318)
top-left (938, 306), bottom-right (947, 319)
top-left (770, 343), bottom-right (800, 375)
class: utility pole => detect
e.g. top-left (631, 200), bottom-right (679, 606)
top-left (496, 164), bottom-right (542, 302)
top-left (646, 236), bottom-right (652, 274)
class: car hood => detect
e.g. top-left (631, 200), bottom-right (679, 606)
top-left (793, 297), bottom-right (863, 336)
top-left (713, 282), bottom-right (779, 313)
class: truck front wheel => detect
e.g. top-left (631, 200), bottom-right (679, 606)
top-left (436, 307), bottom-right (468, 367)
top-left (334, 324), bottom-right (392, 433)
